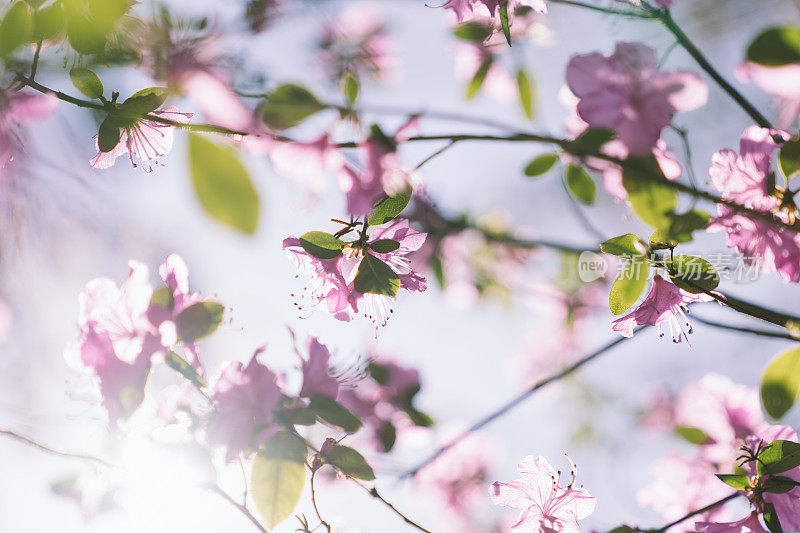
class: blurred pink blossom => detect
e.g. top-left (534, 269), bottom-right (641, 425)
top-left (270, 134), bottom-right (343, 193)
top-left (737, 62), bottom-right (800, 129)
top-left (0, 90), bottom-right (58, 173)
top-left (696, 512), bottom-right (768, 533)
top-left (296, 334), bottom-right (340, 399)
top-left (441, 0), bottom-right (547, 24)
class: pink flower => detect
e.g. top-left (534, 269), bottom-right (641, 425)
top-left (566, 42), bottom-right (707, 157)
top-left (269, 134), bottom-right (344, 193)
top-left (0, 298), bottom-right (11, 345)
top-left (737, 62), bottom-right (800, 129)
top-left (89, 107), bottom-right (193, 170)
top-left (706, 127), bottom-right (800, 283)
top-left (750, 425), bottom-right (800, 531)
top-left (638, 454), bottom-right (732, 531)
top-left (0, 90), bottom-right (58, 171)
top-left (296, 334), bottom-right (340, 399)
top-left (205, 349), bottom-right (282, 461)
top-left (611, 276), bottom-right (713, 342)
top-left (490, 455), bottom-right (596, 533)
top-left (696, 512), bottom-right (768, 533)
top-left (441, 0), bottom-right (547, 24)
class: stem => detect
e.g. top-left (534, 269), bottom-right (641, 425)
top-left (0, 428), bottom-right (112, 466)
top-left (693, 315), bottom-right (799, 340)
top-left (309, 469), bottom-right (331, 532)
top-left (403, 333), bottom-right (635, 478)
top-left (208, 485), bottom-right (270, 533)
top-left (355, 482), bottom-right (433, 533)
top-left (549, 0), bottom-right (656, 18)
top-left (651, 492), bottom-right (739, 532)
top-left (30, 41), bottom-right (43, 81)
top-left (413, 140), bottom-right (458, 171)
top-left (656, 10), bottom-right (772, 129)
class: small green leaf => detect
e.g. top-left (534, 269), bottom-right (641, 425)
top-left (343, 74), bottom-right (359, 104)
top-left (325, 444), bottom-right (375, 481)
top-left (498, 3), bottom-right (511, 46)
top-left (175, 302), bottom-right (225, 342)
top-left (376, 420), bottom-right (397, 452)
top-left (164, 351), bottom-right (206, 389)
top-left (601, 234), bottom-right (648, 257)
top-left (149, 286), bottom-right (175, 310)
top-left (261, 84), bottom-right (326, 130)
top-left (69, 68), bottom-right (104, 99)
top-left (715, 473), bottom-right (750, 490)
top-left (516, 68), bottom-right (534, 120)
top-left (524, 153), bottom-right (559, 177)
top-left (188, 134), bottom-right (260, 234)
top-left (622, 162), bottom-right (678, 230)
top-left (0, 2), bottom-right (33, 56)
top-left (452, 21), bottom-right (492, 42)
top-left (466, 59), bottom-right (491, 99)
top-left (119, 87), bottom-right (170, 118)
top-left (370, 239), bottom-right (400, 254)
top-left (747, 26), bottom-right (800, 66)
top-left (307, 395), bottom-right (362, 433)
top-left (251, 431), bottom-right (307, 529)
top-left (761, 347), bottom-right (800, 419)
top-left (758, 440), bottom-right (800, 476)
top-left (298, 231), bottom-right (345, 260)
top-left (609, 258), bottom-right (648, 315)
top-left (676, 426), bottom-right (710, 445)
top-left (571, 128), bottom-right (615, 154)
top-left (763, 475), bottom-right (800, 494)
top-left (565, 165), bottom-right (596, 205)
top-left (668, 255), bottom-right (720, 293)
top-left (763, 502), bottom-right (784, 533)
top-left (780, 138), bottom-right (800, 180)
top-left (666, 209), bottom-right (711, 243)
top-left (97, 118), bottom-right (121, 153)
top-left (367, 188), bottom-right (412, 226)
top-left (354, 253), bottom-right (400, 297)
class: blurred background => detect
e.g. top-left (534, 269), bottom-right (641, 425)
top-left (2, 0), bottom-right (800, 531)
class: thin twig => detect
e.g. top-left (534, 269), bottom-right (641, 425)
top-left (0, 428), bottom-right (112, 467)
top-left (693, 315), bottom-right (799, 340)
top-left (549, 0), bottom-right (656, 18)
top-left (650, 492), bottom-right (739, 532)
top-left (30, 41), bottom-right (43, 81)
top-left (413, 140), bottom-right (458, 171)
top-left (308, 468), bottom-right (331, 532)
top-left (207, 484), bottom-right (270, 533)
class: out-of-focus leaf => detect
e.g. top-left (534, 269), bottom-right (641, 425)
top-left (325, 445), bottom-right (375, 481)
top-left (601, 234), bottom-right (648, 257)
top-left (761, 347), bottom-right (800, 419)
top-left (747, 26), bottom-right (800, 66)
top-left (175, 302), bottom-right (225, 342)
top-left (622, 162), bottom-right (677, 230)
top-left (261, 84), bottom-right (326, 130)
top-left (307, 395), bottom-right (362, 433)
top-left (165, 351), bottom-right (206, 389)
top-left (524, 153), bottom-right (559, 178)
top-left (251, 431), bottom-right (307, 529)
top-left (453, 21), bottom-right (492, 42)
top-left (69, 68), bottom-right (104, 99)
top-left (565, 165), bottom-right (596, 204)
top-left (0, 2), bottom-right (33, 56)
top-left (516, 68), bottom-right (534, 120)
top-left (466, 59), bottom-right (491, 99)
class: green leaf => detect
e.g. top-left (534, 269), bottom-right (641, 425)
top-left (565, 165), bottom-right (596, 205)
top-left (761, 347), bottom-right (800, 419)
top-left (261, 84), bottom-right (326, 130)
top-left (0, 2), bottom-right (33, 56)
top-left (763, 502), bottom-right (784, 533)
top-left (376, 420), bottom-right (397, 452)
top-left (668, 255), bottom-right (720, 293)
top-left (498, 3), bottom-right (511, 46)
top-left (622, 162), bottom-right (678, 230)
top-left (452, 21), bottom-right (492, 42)
top-left (307, 395), bottom-right (362, 433)
top-left (149, 286), bottom-right (175, 310)
top-left (118, 87), bottom-right (170, 118)
top-left (715, 473), bottom-right (750, 490)
top-left (298, 231), bottom-right (345, 260)
top-left (175, 302), bottom-right (225, 342)
top-left (758, 440), bottom-right (800, 476)
top-left (251, 431), bottom-right (307, 529)
top-left (524, 153), bottom-right (559, 177)
top-left (572, 128), bottom-right (615, 154)
top-left (188, 134), bottom-right (260, 234)
top-left (747, 26), bottom-right (800, 66)
top-left (763, 475), bottom-right (800, 494)
top-left (164, 351), bottom-right (206, 389)
top-left (325, 444), bottom-right (375, 481)
top-left (516, 68), bottom-right (534, 120)
top-left (609, 258), bottom-right (648, 315)
top-left (354, 253), bottom-right (400, 297)
top-left (367, 188), bottom-right (412, 226)
top-left (88, 0), bottom-right (128, 28)
top-left (675, 426), bottom-right (710, 445)
top-left (666, 209), bottom-right (711, 243)
top-left (466, 59), bottom-right (491, 99)
top-left (601, 234), bottom-right (648, 257)
top-left (65, 8), bottom-right (106, 55)
top-left (780, 138), bottom-right (800, 180)
top-left (342, 74), bottom-right (359, 104)
top-left (69, 68), bottom-right (104, 99)
top-left (33, 2), bottom-right (65, 41)
top-left (370, 239), bottom-right (400, 254)
top-left (97, 118), bottom-right (121, 153)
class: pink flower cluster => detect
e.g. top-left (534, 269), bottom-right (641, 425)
top-left (0, 89), bottom-right (58, 175)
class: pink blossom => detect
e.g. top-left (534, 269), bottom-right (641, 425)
top-left (637, 454), bottom-right (732, 531)
top-left (269, 134), bottom-right (343, 193)
top-left (750, 425), bottom-right (800, 531)
top-left (297, 334), bottom-right (340, 399)
top-left (454, 42), bottom-right (518, 103)
top-left (205, 349), bottom-right (282, 461)
top-left (441, 0), bottom-right (547, 24)
top-left (696, 512), bottom-right (768, 533)
top-left (706, 127), bottom-right (800, 283)
top-left (89, 107), bottom-right (193, 170)
top-left (737, 62), bottom-right (800, 129)
top-left (566, 42), bottom-right (707, 157)
top-left (0, 90), bottom-right (58, 172)
top-left (611, 276), bottom-right (713, 342)
top-left (490, 455), bottom-right (596, 533)
top-left (0, 298), bottom-right (11, 345)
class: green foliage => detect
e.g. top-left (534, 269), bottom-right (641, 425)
top-left (369, 239), bottom-right (401, 254)
top-left (188, 134), bottom-right (260, 234)
top-left (343, 74), bottom-right (359, 104)
top-left (164, 351), bottom-right (206, 389)
top-left (600, 234), bottom-right (648, 257)
top-left (763, 502), bottom-right (784, 533)
top-left (763, 476), bottom-right (800, 494)
top-left (367, 188), bottom-right (412, 226)
top-left (780, 137), bottom-right (800, 180)
top-left (0, 2), bottom-right (34, 57)
top-left (715, 473), bottom-right (750, 490)
top-left (565, 165), bottom-right (596, 205)
top-left (251, 431), bottom-right (307, 529)
top-left (175, 302), bottom-right (225, 342)
top-left (663, 209), bottom-right (710, 243)
top-left (307, 395), bottom-right (362, 433)
top-left (747, 26), bottom-right (800, 66)
top-left (325, 444), bottom-right (375, 481)
top-left (149, 286), bottom-right (175, 310)
top-left (452, 22), bottom-right (492, 42)
top-left (63, 0), bottom-right (129, 55)
top-left (298, 231), bottom-right (346, 260)
top-left (524, 153), bottom-right (559, 178)
top-left (572, 129), bottom-right (615, 154)
top-left (668, 255), bottom-right (720, 293)
top-left (69, 68), bottom-right (104, 99)
top-left (758, 439), bottom-right (800, 476)
top-left (97, 117), bottom-right (121, 153)
top-left (261, 84), bottom-right (326, 130)
top-left (466, 59), bottom-right (491, 99)
top-left (609, 258), bottom-right (648, 315)
top-left (118, 87), bottom-right (169, 117)
top-left (33, 2), bottom-right (66, 41)
top-left (675, 426), bottom-right (710, 445)
top-left (376, 420), bottom-right (397, 452)
top-left (516, 68), bottom-right (534, 119)
top-left (498, 3), bottom-right (511, 46)
top-left (622, 162), bottom-right (677, 230)
top-left (761, 347), bottom-right (800, 419)
top-left (354, 253), bottom-right (400, 297)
